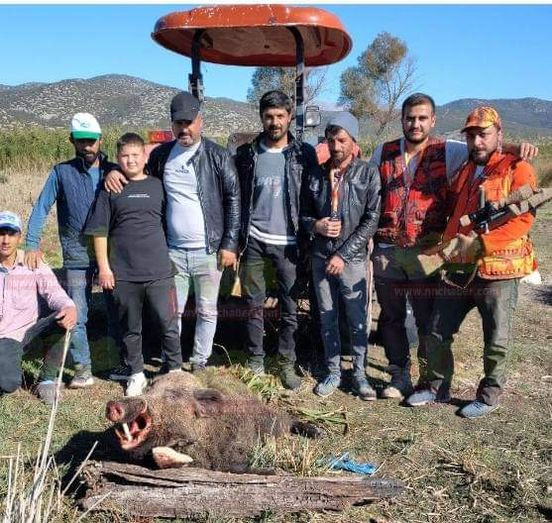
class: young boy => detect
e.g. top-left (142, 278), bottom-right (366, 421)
top-left (85, 133), bottom-right (182, 396)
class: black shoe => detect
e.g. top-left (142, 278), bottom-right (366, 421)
top-left (108, 364), bottom-right (132, 382)
top-left (280, 363), bottom-right (302, 390)
top-left (352, 375), bottom-right (377, 401)
top-left (381, 364), bottom-right (414, 399)
top-left (247, 357), bottom-right (265, 376)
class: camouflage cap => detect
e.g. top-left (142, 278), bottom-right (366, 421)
top-left (461, 106), bottom-right (502, 132)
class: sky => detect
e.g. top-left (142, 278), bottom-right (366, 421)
top-left (1, 4), bottom-right (551, 106)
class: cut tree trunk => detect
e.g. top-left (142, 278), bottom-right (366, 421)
top-left (80, 461), bottom-right (404, 519)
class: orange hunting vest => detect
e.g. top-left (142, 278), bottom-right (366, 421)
top-left (444, 152), bottom-right (536, 279)
top-left (376, 137), bottom-right (449, 248)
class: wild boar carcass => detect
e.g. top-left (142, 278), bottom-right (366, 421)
top-left (105, 371), bottom-right (321, 471)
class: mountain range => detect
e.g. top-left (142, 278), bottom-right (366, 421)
top-left (1, 74), bottom-right (551, 139)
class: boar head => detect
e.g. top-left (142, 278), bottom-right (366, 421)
top-left (106, 397), bottom-right (153, 451)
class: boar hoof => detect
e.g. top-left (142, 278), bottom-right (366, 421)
top-left (290, 421), bottom-right (325, 439)
top-left (152, 446), bottom-right (194, 469)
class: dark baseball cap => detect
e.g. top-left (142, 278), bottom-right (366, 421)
top-left (170, 91), bottom-right (201, 122)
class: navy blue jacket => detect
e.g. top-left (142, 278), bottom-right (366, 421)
top-left (26, 153), bottom-right (118, 268)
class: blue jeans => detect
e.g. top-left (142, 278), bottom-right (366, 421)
top-left (57, 268), bottom-right (121, 368)
top-left (60, 268), bottom-right (94, 367)
top-left (312, 256), bottom-right (369, 377)
top-left (169, 247), bottom-right (223, 366)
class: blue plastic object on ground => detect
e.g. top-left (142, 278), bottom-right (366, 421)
top-left (322, 452), bottom-right (377, 475)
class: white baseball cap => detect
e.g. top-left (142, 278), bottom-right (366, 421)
top-left (0, 211), bottom-right (22, 232)
top-left (70, 113), bottom-right (101, 140)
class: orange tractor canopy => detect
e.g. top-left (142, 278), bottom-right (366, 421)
top-left (151, 4), bottom-right (352, 139)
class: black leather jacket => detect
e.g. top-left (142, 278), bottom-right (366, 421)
top-left (148, 138), bottom-right (241, 254)
top-left (234, 132), bottom-right (318, 253)
top-left (300, 157), bottom-right (381, 263)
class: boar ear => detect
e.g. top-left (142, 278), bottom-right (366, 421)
top-left (193, 389), bottom-right (224, 418)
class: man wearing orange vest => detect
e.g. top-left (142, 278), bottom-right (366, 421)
top-left (405, 106), bottom-right (537, 418)
top-left (370, 93), bottom-right (473, 399)
top-left (370, 93), bottom-right (537, 400)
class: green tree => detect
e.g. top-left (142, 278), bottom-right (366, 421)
top-left (339, 32), bottom-right (417, 141)
top-left (247, 67), bottom-right (327, 108)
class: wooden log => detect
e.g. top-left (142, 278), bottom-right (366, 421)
top-left (80, 461), bottom-right (404, 518)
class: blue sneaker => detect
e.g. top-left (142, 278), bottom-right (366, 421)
top-left (459, 400), bottom-right (499, 419)
top-left (314, 374), bottom-right (341, 397)
top-left (405, 388), bottom-right (437, 407)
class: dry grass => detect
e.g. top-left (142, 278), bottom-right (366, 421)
top-left (0, 164), bottom-right (550, 522)
top-left (535, 156), bottom-right (552, 186)
top-left (0, 333), bottom-right (106, 523)
top-left (0, 165), bottom-right (62, 267)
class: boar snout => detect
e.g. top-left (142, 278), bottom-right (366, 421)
top-left (106, 401), bottom-right (125, 422)
top-left (106, 398), bottom-right (148, 424)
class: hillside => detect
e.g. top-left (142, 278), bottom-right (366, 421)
top-left (436, 97), bottom-right (552, 138)
top-left (0, 74), bottom-right (260, 137)
top-left (1, 74), bottom-right (551, 139)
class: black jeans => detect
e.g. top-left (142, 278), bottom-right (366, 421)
top-left (112, 278), bottom-right (182, 374)
top-left (372, 244), bottom-right (438, 373)
top-left (240, 237), bottom-right (298, 363)
top-left (0, 312), bottom-right (62, 393)
top-left (375, 277), bottom-right (436, 370)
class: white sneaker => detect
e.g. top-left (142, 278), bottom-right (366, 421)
top-left (125, 372), bottom-right (148, 397)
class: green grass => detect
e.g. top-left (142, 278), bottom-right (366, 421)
top-left (0, 127), bottom-right (130, 172)
top-left (0, 128), bottom-right (228, 173)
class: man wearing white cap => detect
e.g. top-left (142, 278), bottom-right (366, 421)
top-left (0, 211), bottom-right (76, 404)
top-left (24, 113), bottom-right (119, 388)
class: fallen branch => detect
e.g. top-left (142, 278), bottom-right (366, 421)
top-left (80, 461), bottom-right (403, 518)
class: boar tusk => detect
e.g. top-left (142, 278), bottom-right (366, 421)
top-left (122, 422), bottom-right (132, 441)
top-left (152, 447), bottom-right (194, 469)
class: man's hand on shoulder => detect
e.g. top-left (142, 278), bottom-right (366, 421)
top-left (25, 250), bottom-right (44, 270)
top-left (504, 142), bottom-right (539, 162)
top-left (518, 142), bottom-right (538, 162)
top-left (56, 306), bottom-right (77, 331)
top-left (104, 169), bottom-right (128, 193)
top-left (217, 249), bottom-right (237, 270)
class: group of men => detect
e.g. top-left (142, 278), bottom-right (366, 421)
top-left (0, 89), bottom-right (539, 418)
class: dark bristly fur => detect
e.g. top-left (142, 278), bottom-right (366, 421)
top-left (106, 371), bottom-right (321, 471)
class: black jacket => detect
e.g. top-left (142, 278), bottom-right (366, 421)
top-left (234, 132), bottom-right (318, 253)
top-left (147, 138), bottom-right (241, 254)
top-left (300, 157), bottom-right (381, 263)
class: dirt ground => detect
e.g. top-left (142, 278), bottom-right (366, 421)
top-left (0, 169), bottom-right (550, 522)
